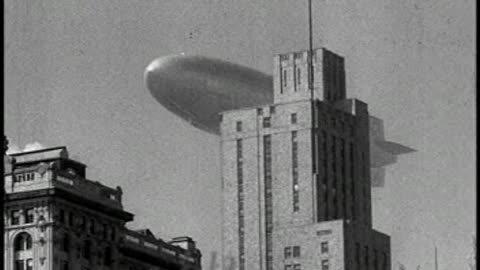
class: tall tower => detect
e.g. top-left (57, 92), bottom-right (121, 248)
top-left (220, 48), bottom-right (391, 270)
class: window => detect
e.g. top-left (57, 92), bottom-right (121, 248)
top-left (263, 117), bottom-right (271, 128)
top-left (340, 139), bottom-right (346, 177)
top-left (11, 210), bottom-right (21, 225)
top-left (14, 233), bottom-right (32, 251)
top-left (103, 224), bottom-right (108, 239)
top-left (14, 233), bottom-right (33, 270)
top-left (236, 121), bottom-right (242, 132)
top-left (68, 212), bottom-right (74, 227)
top-left (292, 131), bottom-right (299, 212)
top-left (61, 260), bottom-right (69, 270)
top-left (83, 240), bottom-right (91, 260)
top-left (104, 246), bottom-right (112, 266)
top-left (89, 219), bottom-right (95, 234)
top-left (297, 68), bottom-right (301, 85)
top-left (23, 208), bottom-right (33, 224)
top-left (110, 227), bottom-right (116, 241)
top-left (59, 209), bottom-right (65, 223)
top-left (284, 247), bottom-right (292, 259)
top-left (270, 106), bottom-right (276, 114)
top-left (61, 233), bottom-right (70, 252)
top-left (26, 259), bottom-right (33, 270)
top-left (355, 243), bottom-right (360, 263)
top-left (283, 70), bottom-right (287, 87)
top-left (291, 113), bottom-right (297, 124)
top-left (25, 173), bottom-right (34, 181)
top-left (321, 241), bottom-right (329, 254)
top-left (257, 108), bottom-right (263, 115)
top-left (293, 264), bottom-right (301, 270)
top-left (293, 246), bottom-right (301, 258)
top-left (285, 265), bottom-right (292, 270)
top-left (321, 259), bottom-right (329, 270)
top-left (14, 260), bottom-right (24, 270)
top-left (365, 246), bottom-right (369, 268)
top-left (81, 216), bottom-right (86, 231)
top-left (331, 135), bottom-right (336, 176)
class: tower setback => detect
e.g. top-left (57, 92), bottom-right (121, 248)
top-left (221, 48), bottom-right (391, 270)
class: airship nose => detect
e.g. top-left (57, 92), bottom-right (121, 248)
top-left (143, 55), bottom-right (273, 134)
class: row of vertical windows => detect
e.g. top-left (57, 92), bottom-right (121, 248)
top-left (236, 112), bottom-right (297, 133)
top-left (330, 135), bottom-right (338, 219)
top-left (264, 135), bottom-right (273, 270)
top-left (280, 68), bottom-right (303, 92)
top-left (317, 130), bottom-right (358, 221)
top-left (10, 208), bottom-right (34, 225)
top-left (362, 151), bottom-right (369, 217)
top-left (355, 243), bottom-right (388, 270)
top-left (292, 131), bottom-right (299, 212)
top-left (13, 172), bottom-right (35, 182)
top-left (284, 246), bottom-right (301, 259)
top-left (236, 139), bottom-right (245, 270)
top-left (350, 143), bottom-right (356, 220)
top-left (58, 209), bottom-right (116, 240)
top-left (60, 233), bottom-right (112, 266)
top-left (285, 264), bottom-right (301, 270)
top-left (320, 130), bottom-right (328, 221)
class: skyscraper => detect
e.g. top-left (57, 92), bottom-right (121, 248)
top-left (220, 48), bottom-right (391, 270)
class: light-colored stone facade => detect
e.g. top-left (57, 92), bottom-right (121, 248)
top-left (4, 147), bottom-right (202, 270)
top-left (221, 48), bottom-right (391, 270)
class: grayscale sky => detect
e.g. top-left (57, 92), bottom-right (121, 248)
top-left (5, 1), bottom-right (476, 269)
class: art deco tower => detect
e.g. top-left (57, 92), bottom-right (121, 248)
top-left (220, 48), bottom-right (391, 270)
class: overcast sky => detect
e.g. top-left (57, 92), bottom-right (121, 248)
top-left (5, 1), bottom-right (476, 269)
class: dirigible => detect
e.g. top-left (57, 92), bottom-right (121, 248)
top-left (144, 55), bottom-right (273, 134)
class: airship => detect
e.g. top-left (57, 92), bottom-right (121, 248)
top-left (144, 55), bottom-right (414, 187)
top-left (145, 55), bottom-right (273, 134)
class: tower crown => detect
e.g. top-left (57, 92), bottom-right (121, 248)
top-left (273, 47), bottom-right (346, 104)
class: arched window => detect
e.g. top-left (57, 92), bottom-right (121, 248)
top-left (14, 233), bottom-right (33, 270)
top-left (14, 233), bottom-right (32, 251)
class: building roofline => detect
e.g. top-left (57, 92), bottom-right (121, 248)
top-left (9, 146), bottom-right (67, 156)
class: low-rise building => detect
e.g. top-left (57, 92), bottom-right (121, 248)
top-left (3, 146), bottom-right (202, 270)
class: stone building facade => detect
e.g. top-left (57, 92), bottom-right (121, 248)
top-left (220, 47), bottom-right (391, 270)
top-left (3, 146), bottom-right (201, 270)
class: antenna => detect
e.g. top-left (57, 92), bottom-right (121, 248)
top-left (308, 0), bottom-right (314, 99)
top-left (434, 246), bottom-right (438, 270)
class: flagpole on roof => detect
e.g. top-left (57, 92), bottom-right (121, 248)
top-left (308, 0), bottom-right (314, 100)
